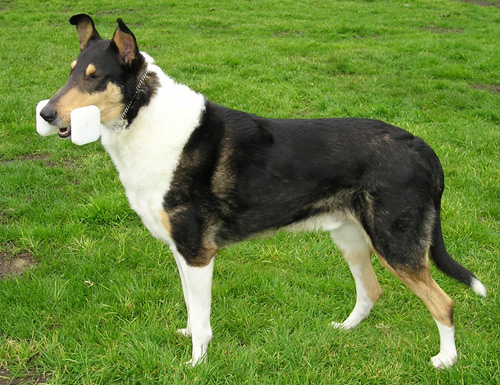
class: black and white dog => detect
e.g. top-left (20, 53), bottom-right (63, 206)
top-left (40, 14), bottom-right (486, 368)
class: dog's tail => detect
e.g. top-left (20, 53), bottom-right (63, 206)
top-left (430, 208), bottom-right (487, 297)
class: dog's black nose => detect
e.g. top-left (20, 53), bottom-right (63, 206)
top-left (40, 106), bottom-right (57, 123)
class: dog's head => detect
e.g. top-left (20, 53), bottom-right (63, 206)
top-left (40, 14), bottom-right (148, 137)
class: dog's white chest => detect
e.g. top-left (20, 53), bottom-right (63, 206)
top-left (99, 69), bottom-right (205, 243)
top-left (101, 129), bottom-right (172, 242)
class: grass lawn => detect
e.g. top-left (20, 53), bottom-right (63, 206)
top-left (1, 0), bottom-right (499, 383)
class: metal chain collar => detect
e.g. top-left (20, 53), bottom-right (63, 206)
top-left (113, 65), bottom-right (149, 132)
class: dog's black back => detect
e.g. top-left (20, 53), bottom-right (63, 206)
top-left (165, 102), bottom-right (440, 270)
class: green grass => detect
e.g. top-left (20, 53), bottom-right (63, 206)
top-left (1, 0), bottom-right (499, 383)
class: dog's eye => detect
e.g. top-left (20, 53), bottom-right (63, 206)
top-left (85, 72), bottom-right (101, 81)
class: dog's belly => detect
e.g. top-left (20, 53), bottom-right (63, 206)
top-left (284, 212), bottom-right (348, 233)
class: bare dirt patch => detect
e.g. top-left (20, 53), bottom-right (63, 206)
top-left (452, 0), bottom-right (500, 8)
top-left (0, 369), bottom-right (49, 385)
top-left (0, 152), bottom-right (81, 169)
top-left (422, 26), bottom-right (464, 34)
top-left (470, 84), bottom-right (500, 94)
top-left (0, 250), bottom-right (36, 279)
top-left (0, 153), bottom-right (57, 168)
top-left (273, 30), bottom-right (305, 36)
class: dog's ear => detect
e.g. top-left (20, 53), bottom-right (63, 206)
top-left (112, 18), bottom-right (140, 67)
top-left (69, 14), bottom-right (101, 51)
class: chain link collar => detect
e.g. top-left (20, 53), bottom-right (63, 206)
top-left (113, 65), bottom-right (149, 132)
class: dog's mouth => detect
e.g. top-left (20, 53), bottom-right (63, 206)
top-left (58, 127), bottom-right (71, 138)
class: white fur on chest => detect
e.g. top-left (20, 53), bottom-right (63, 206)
top-left (100, 63), bottom-right (205, 243)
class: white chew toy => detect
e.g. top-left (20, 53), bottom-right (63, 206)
top-left (70, 105), bottom-right (101, 145)
top-left (36, 99), bottom-right (59, 136)
top-left (36, 101), bottom-right (102, 145)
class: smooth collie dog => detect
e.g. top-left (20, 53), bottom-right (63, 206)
top-left (40, 14), bottom-right (486, 368)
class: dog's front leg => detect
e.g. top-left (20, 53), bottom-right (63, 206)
top-left (174, 252), bottom-right (215, 366)
top-left (172, 251), bottom-right (192, 337)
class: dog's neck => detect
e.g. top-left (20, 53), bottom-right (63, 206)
top-left (113, 64), bottom-right (150, 132)
top-left (99, 61), bottom-right (206, 221)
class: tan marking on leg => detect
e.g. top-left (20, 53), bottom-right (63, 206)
top-left (399, 269), bottom-right (454, 327)
top-left (159, 210), bottom-right (172, 235)
top-left (159, 209), bottom-right (217, 268)
top-left (375, 251), bottom-right (457, 366)
top-left (376, 253), bottom-right (454, 327)
top-left (330, 220), bottom-right (382, 303)
top-left (189, 241), bottom-right (218, 268)
top-left (348, 247), bottom-right (382, 303)
top-left (330, 222), bottom-right (382, 329)
top-left (70, 60), bottom-right (77, 70)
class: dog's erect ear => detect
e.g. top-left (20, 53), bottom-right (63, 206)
top-left (112, 18), bottom-right (140, 67)
top-left (69, 14), bottom-right (101, 51)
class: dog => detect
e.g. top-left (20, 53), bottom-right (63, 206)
top-left (40, 14), bottom-right (486, 368)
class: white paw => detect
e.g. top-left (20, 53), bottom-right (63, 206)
top-left (331, 319), bottom-right (358, 330)
top-left (185, 354), bottom-right (207, 367)
top-left (176, 328), bottom-right (191, 337)
top-left (431, 352), bottom-right (457, 369)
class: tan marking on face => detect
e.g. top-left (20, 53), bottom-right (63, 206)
top-left (159, 210), bottom-right (172, 235)
top-left (70, 60), bottom-right (77, 70)
top-left (54, 82), bottom-right (124, 127)
top-left (85, 64), bottom-right (97, 76)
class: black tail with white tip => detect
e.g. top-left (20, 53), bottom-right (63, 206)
top-left (430, 215), bottom-right (487, 297)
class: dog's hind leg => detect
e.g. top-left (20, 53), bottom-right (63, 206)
top-left (330, 221), bottom-right (382, 330)
top-left (366, 196), bottom-right (457, 368)
top-left (376, 254), bottom-right (456, 368)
